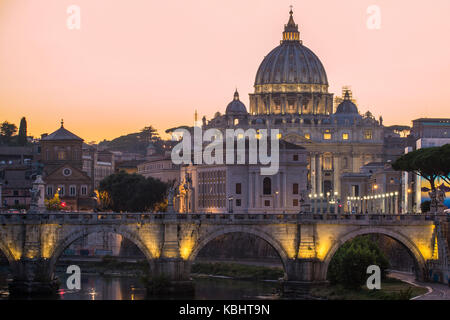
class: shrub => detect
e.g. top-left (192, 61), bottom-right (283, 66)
top-left (420, 201), bottom-right (431, 213)
top-left (328, 236), bottom-right (390, 290)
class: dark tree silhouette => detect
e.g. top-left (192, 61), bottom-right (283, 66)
top-left (0, 121), bottom-right (17, 145)
top-left (98, 171), bottom-right (168, 212)
top-left (18, 117), bottom-right (27, 146)
top-left (392, 145), bottom-right (450, 191)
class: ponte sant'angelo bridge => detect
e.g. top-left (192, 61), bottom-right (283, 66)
top-left (0, 211), bottom-right (448, 295)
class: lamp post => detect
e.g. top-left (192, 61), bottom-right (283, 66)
top-left (360, 196), bottom-right (363, 214)
top-left (308, 194), bottom-right (312, 213)
top-left (326, 192), bottom-right (330, 214)
top-left (320, 193), bottom-right (324, 214)
top-left (314, 194), bottom-right (318, 214)
top-left (333, 191), bottom-right (338, 214)
top-left (228, 196), bottom-right (233, 214)
top-left (394, 191), bottom-right (399, 214)
top-left (275, 190), bottom-right (279, 211)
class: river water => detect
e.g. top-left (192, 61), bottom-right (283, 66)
top-left (0, 272), bottom-right (281, 300)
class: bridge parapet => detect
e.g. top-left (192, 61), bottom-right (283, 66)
top-left (0, 211), bottom-right (446, 225)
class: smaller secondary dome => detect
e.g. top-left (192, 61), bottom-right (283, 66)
top-left (226, 90), bottom-right (247, 114)
top-left (335, 91), bottom-right (358, 114)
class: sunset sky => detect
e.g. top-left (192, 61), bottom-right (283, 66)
top-left (0, 0), bottom-right (449, 142)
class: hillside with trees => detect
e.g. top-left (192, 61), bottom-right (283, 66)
top-left (98, 125), bottom-right (165, 154)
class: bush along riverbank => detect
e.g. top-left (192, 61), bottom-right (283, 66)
top-left (191, 262), bottom-right (285, 281)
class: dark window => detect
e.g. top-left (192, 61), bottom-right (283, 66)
top-left (236, 199), bottom-right (241, 207)
top-left (293, 183), bottom-right (299, 195)
top-left (293, 154), bottom-right (299, 161)
top-left (235, 183), bottom-right (242, 194)
top-left (263, 177), bottom-right (272, 195)
top-left (293, 199), bottom-right (299, 206)
top-left (13, 190), bottom-right (19, 196)
top-left (264, 200), bottom-right (271, 207)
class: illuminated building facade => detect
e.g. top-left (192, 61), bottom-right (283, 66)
top-left (204, 10), bottom-right (385, 206)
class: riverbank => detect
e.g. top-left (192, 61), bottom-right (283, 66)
top-left (191, 262), bottom-right (284, 280)
top-left (55, 256), bottom-right (149, 277)
top-left (309, 276), bottom-right (428, 300)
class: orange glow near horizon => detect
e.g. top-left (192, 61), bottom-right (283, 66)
top-left (1, 0), bottom-right (450, 142)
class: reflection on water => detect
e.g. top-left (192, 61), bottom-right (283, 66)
top-left (0, 271), bottom-right (281, 300)
top-left (57, 274), bottom-right (148, 300)
top-left (194, 277), bottom-right (280, 300)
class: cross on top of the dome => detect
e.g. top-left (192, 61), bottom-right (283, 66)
top-left (282, 7), bottom-right (300, 42)
top-left (233, 89), bottom-right (239, 100)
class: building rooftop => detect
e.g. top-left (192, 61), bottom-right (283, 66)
top-left (42, 121), bottom-right (83, 141)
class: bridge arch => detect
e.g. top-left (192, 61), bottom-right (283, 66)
top-left (187, 226), bottom-right (290, 272)
top-left (322, 227), bottom-right (428, 281)
top-left (0, 240), bottom-right (16, 267)
top-left (48, 225), bottom-right (155, 276)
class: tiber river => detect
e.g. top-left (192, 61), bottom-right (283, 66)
top-left (0, 272), bottom-right (281, 300)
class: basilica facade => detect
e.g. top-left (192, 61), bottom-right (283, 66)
top-left (203, 10), bottom-right (385, 204)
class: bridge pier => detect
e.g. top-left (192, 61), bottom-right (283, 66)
top-left (9, 258), bottom-right (58, 297)
top-left (146, 258), bottom-right (194, 297)
top-left (282, 259), bottom-right (327, 297)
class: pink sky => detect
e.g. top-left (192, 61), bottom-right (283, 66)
top-left (0, 0), bottom-right (449, 142)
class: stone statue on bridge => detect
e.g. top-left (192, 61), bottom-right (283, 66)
top-left (29, 175), bottom-right (46, 213)
top-left (429, 189), bottom-right (447, 214)
top-left (167, 184), bottom-right (177, 213)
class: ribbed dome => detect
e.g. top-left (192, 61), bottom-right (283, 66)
top-left (254, 10), bottom-right (328, 86)
top-left (335, 91), bottom-right (358, 114)
top-left (226, 90), bottom-right (247, 114)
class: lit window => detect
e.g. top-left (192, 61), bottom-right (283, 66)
top-left (277, 133), bottom-right (282, 139)
top-left (323, 133), bottom-right (332, 140)
top-left (323, 155), bottom-right (333, 170)
top-left (57, 151), bottom-right (66, 160)
top-left (304, 133), bottom-right (311, 140)
top-left (364, 130), bottom-right (373, 140)
top-left (342, 133), bottom-right (349, 140)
